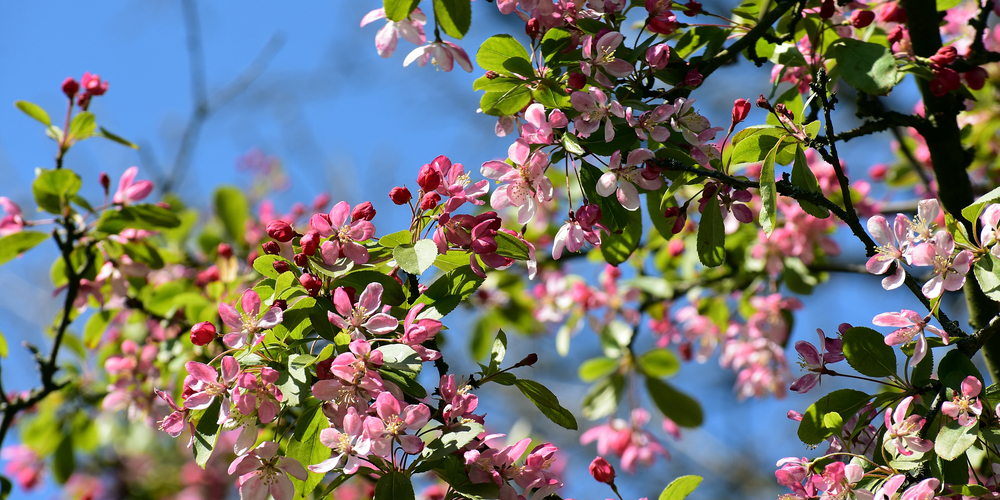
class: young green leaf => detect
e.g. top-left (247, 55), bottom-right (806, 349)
top-left (513, 379), bottom-right (578, 429)
top-left (841, 326), bottom-right (897, 378)
top-left (15, 101), bottom-right (51, 126)
top-left (433, 0), bottom-right (471, 39)
top-left (0, 231), bottom-right (49, 267)
top-left (697, 192), bottom-right (725, 267)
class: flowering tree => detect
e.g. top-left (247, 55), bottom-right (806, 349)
top-left (3, 0), bottom-right (1000, 499)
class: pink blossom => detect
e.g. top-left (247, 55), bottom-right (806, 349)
top-left (513, 443), bottom-right (563, 499)
top-left (521, 103), bottom-right (568, 145)
top-left (2, 445), bottom-right (44, 491)
top-left (403, 41), bottom-right (473, 72)
top-left (580, 409), bottom-right (667, 473)
top-left (625, 105), bottom-right (672, 143)
top-left (789, 329), bottom-right (841, 393)
top-left (941, 375), bottom-right (982, 426)
top-left (981, 203), bottom-right (1000, 257)
top-left (0, 197), bottom-right (24, 236)
top-left (571, 87), bottom-right (625, 142)
top-left (865, 214), bottom-right (910, 290)
top-left (900, 478), bottom-right (939, 500)
top-left (310, 407), bottom-right (373, 474)
top-left (219, 290), bottom-right (283, 348)
top-left (312, 340), bottom-right (387, 423)
top-left (359, 8), bottom-right (426, 58)
top-left (552, 204), bottom-right (609, 259)
top-left (313, 201), bottom-right (376, 265)
top-left (430, 155), bottom-right (489, 214)
top-left (884, 396), bottom-right (933, 456)
top-left (368, 392), bottom-right (431, 455)
top-left (112, 167), bottom-right (154, 205)
top-left (596, 149), bottom-right (660, 211)
top-left (909, 231), bottom-right (972, 298)
top-left (481, 139), bottom-right (553, 224)
top-left (327, 283), bottom-right (399, 340)
top-left (234, 367), bottom-right (283, 424)
top-left (155, 389), bottom-right (190, 438)
top-left (229, 441), bottom-right (307, 500)
top-left (873, 309), bottom-right (947, 366)
top-left (581, 32), bottom-right (634, 86)
top-left (183, 357), bottom-right (239, 412)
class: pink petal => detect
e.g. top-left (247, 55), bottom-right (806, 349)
top-left (219, 302), bottom-right (244, 329)
top-left (241, 290), bottom-right (262, 317)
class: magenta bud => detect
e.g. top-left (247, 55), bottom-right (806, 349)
top-left (293, 253), bottom-right (309, 267)
top-left (272, 299), bottom-right (288, 311)
top-left (568, 72), bottom-right (587, 90)
top-left (850, 10), bottom-right (875, 28)
top-left (589, 457), bottom-right (616, 485)
top-left (217, 243), bottom-right (233, 259)
top-left (351, 201), bottom-right (376, 222)
top-left (262, 241), bottom-right (280, 255)
top-left (389, 186), bottom-right (412, 205)
top-left (190, 322), bottom-right (216, 346)
top-left (417, 164), bottom-right (441, 192)
top-left (300, 230), bottom-right (320, 256)
top-left (272, 260), bottom-right (291, 274)
top-left (62, 77), bottom-right (80, 99)
top-left (266, 220), bottom-right (295, 242)
top-left (299, 273), bottom-right (322, 296)
top-left (420, 192), bottom-right (441, 211)
top-left (99, 172), bottom-right (111, 193)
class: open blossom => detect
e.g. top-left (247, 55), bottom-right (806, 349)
top-left (368, 392), bottom-right (431, 455)
top-left (789, 329), bottom-right (843, 393)
top-left (596, 149), bottom-right (660, 211)
top-left (183, 357), bottom-right (239, 412)
top-left (313, 201), bottom-right (376, 265)
top-left (0, 197), bottom-right (24, 236)
top-left (481, 139), bottom-right (553, 224)
top-left (229, 441), bottom-right (307, 500)
top-left (552, 204), bottom-right (609, 259)
top-left (866, 214), bottom-right (910, 290)
top-left (625, 105), bottom-right (672, 143)
top-left (404, 40), bottom-right (473, 72)
top-left (572, 87), bottom-right (625, 142)
top-left (521, 103), bottom-right (567, 145)
top-left (981, 203), bottom-right (1000, 257)
top-left (873, 309), bottom-right (948, 366)
top-left (885, 396), bottom-right (933, 456)
top-left (581, 32), bottom-right (634, 86)
top-left (310, 407), bottom-right (373, 474)
top-left (327, 283), bottom-right (399, 340)
top-left (580, 409), bottom-right (668, 473)
top-left (909, 231), bottom-right (972, 298)
top-left (430, 155), bottom-right (489, 214)
top-left (112, 167), bottom-right (154, 205)
top-left (942, 375), bottom-right (982, 426)
top-left (219, 290), bottom-right (283, 348)
top-left (234, 367), bottom-right (283, 424)
top-left (359, 8), bottom-right (426, 58)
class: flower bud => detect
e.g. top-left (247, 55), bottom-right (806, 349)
top-left (246, 250), bottom-right (258, 266)
top-left (262, 241), bottom-right (280, 255)
top-left (568, 72), bottom-right (587, 90)
top-left (589, 457), bottom-right (616, 485)
top-left (775, 103), bottom-right (794, 121)
top-left (684, 68), bottom-right (703, 87)
top-left (266, 220), bottom-right (295, 242)
top-left (678, 342), bottom-right (693, 361)
top-left (81, 72), bottom-right (109, 95)
top-left (878, 2), bottom-right (906, 23)
top-left (868, 163), bottom-right (888, 181)
top-left (850, 10), bottom-right (875, 28)
top-left (316, 358), bottom-right (335, 380)
top-left (99, 172), bottom-right (111, 194)
top-left (273, 260), bottom-right (291, 274)
top-left (190, 322), bottom-right (216, 346)
top-left (293, 253), bottom-right (309, 267)
top-left (668, 238), bottom-right (685, 257)
top-left (272, 299), bottom-right (288, 311)
top-left (819, 0), bottom-right (835, 19)
top-left (62, 77), bottom-right (80, 99)
top-left (887, 26), bottom-right (905, 45)
top-left (420, 192), bottom-right (441, 211)
top-left (731, 98), bottom-right (751, 125)
top-left (930, 45), bottom-right (958, 67)
top-left (299, 273), bottom-right (322, 296)
top-left (514, 353), bottom-right (538, 367)
top-left (646, 44), bottom-right (671, 70)
top-left (756, 94), bottom-right (772, 111)
top-left (217, 243), bottom-right (233, 259)
top-left (930, 68), bottom-right (960, 97)
top-left (683, 0), bottom-right (703, 15)
top-left (351, 201), bottom-right (376, 222)
top-left (389, 186), bottom-right (412, 205)
top-left (300, 230), bottom-right (320, 256)
top-left (964, 67), bottom-right (988, 90)
top-left (525, 17), bottom-right (540, 39)
top-left (417, 164), bottom-right (441, 192)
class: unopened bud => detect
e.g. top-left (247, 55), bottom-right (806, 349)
top-left (266, 220), bottom-right (295, 242)
top-left (299, 273), bottom-right (322, 296)
top-left (684, 68), bottom-right (703, 87)
top-left (568, 72), bottom-right (587, 90)
top-left (300, 230), bottom-right (320, 256)
top-left (273, 260), bottom-right (291, 274)
top-left (589, 457), bottom-right (616, 485)
top-left (775, 103), bottom-right (794, 121)
top-left (887, 26), bottom-right (905, 45)
top-left (420, 192), bottom-right (441, 211)
top-left (683, 0), bottom-right (703, 15)
top-left (246, 250), bottom-right (258, 266)
top-left (217, 243), bottom-right (233, 259)
top-left (668, 238), bottom-right (685, 257)
top-left (272, 299), bottom-right (288, 311)
top-left (417, 164), bottom-right (441, 192)
top-left (485, 70), bottom-right (499, 80)
top-left (262, 241), bottom-right (280, 255)
top-left (389, 186), bottom-right (412, 205)
top-left (868, 163), bottom-right (888, 181)
top-left (646, 44), bottom-right (671, 70)
top-left (514, 353), bottom-right (538, 367)
top-left (62, 77), bottom-right (79, 99)
top-left (731, 98), bottom-right (751, 125)
top-left (850, 10), bottom-right (875, 28)
top-left (351, 201), bottom-right (376, 222)
top-left (99, 172), bottom-right (111, 193)
top-left (190, 322), bottom-right (217, 346)
top-left (293, 253), bottom-right (309, 267)
top-left (756, 94), bottom-right (772, 111)
top-left (525, 17), bottom-right (540, 38)
top-left (964, 67), bottom-right (988, 90)
top-left (930, 45), bottom-right (958, 67)
top-left (819, 0), bottom-right (835, 19)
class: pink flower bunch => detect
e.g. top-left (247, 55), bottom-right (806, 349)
top-left (219, 290), bottom-right (283, 348)
top-left (311, 200), bottom-right (377, 265)
top-left (580, 409), bottom-right (668, 473)
top-left (465, 438), bottom-right (564, 500)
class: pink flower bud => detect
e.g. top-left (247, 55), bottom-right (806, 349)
top-left (218, 243), bottom-right (233, 259)
top-left (684, 69), bottom-right (703, 87)
top-left (272, 299), bottom-right (287, 311)
top-left (850, 10), bottom-right (875, 28)
top-left (525, 18), bottom-right (540, 38)
top-left (62, 77), bottom-right (79, 99)
top-left (930, 46), bottom-right (958, 67)
top-left (683, 1), bottom-right (702, 15)
top-left (887, 26), bottom-right (905, 45)
top-left (246, 250), bottom-right (258, 266)
top-left (731, 98), bottom-right (751, 125)
top-left (273, 260), bottom-right (291, 274)
top-left (300, 230), bottom-right (320, 256)
top-left (389, 186), bottom-right (412, 205)
top-left (293, 253), bottom-right (309, 267)
top-left (420, 192), bottom-right (441, 211)
top-left (964, 67), bottom-right (988, 90)
top-left (80, 72), bottom-right (109, 96)
top-left (262, 241), bottom-right (280, 255)
top-left (646, 0), bottom-right (672, 16)
top-left (266, 220), bottom-right (295, 242)
top-left (299, 273), bottom-right (322, 296)
top-left (351, 201), bottom-right (376, 222)
top-left (589, 457), bottom-right (616, 485)
top-left (417, 164), bottom-right (441, 192)
top-left (878, 2), bottom-right (906, 23)
top-left (868, 163), bottom-right (888, 181)
top-left (190, 322), bottom-right (216, 346)
top-left (819, 0), bottom-right (835, 19)
top-left (930, 68), bottom-right (960, 97)
top-left (99, 172), bottom-right (111, 193)
top-left (668, 238), bottom-right (685, 257)
top-left (568, 72), bottom-right (587, 90)
top-left (756, 94), bottom-right (772, 110)
top-left (646, 44), bottom-right (671, 70)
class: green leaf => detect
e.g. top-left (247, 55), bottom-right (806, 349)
top-left (394, 239), bottom-right (438, 275)
top-left (601, 206), bottom-right (642, 266)
top-left (646, 377), bottom-right (703, 427)
top-left (422, 422), bottom-right (485, 462)
top-left (374, 470), bottom-right (415, 500)
top-left (33, 168), bottom-right (82, 214)
top-left (214, 186), bottom-right (250, 244)
top-left (513, 379), bottom-right (578, 429)
top-left (579, 357), bottom-right (619, 382)
top-left (1, 475), bottom-right (11, 499)
top-left (15, 101), bottom-right (51, 126)
top-left (562, 133), bottom-right (584, 156)
top-left (962, 185), bottom-right (1000, 227)
top-left (192, 398), bottom-right (222, 468)
top-left (377, 344), bottom-right (422, 377)
top-left (68, 111), bottom-right (96, 141)
top-left (433, 0), bottom-right (471, 39)
top-left (935, 420), bottom-right (978, 461)
top-left (95, 204), bottom-right (182, 233)
top-left (0, 231), bottom-right (49, 267)
top-left (494, 231), bottom-right (530, 260)
top-left (379, 230), bottom-right (412, 248)
top-left (938, 348), bottom-right (984, 390)
top-left (52, 435), bottom-right (75, 484)
top-left (659, 475), bottom-right (703, 500)
top-left (380, 368), bottom-right (427, 399)
top-left (540, 28), bottom-right (573, 65)
top-left (841, 326), bottom-right (897, 378)
top-left (477, 35), bottom-right (532, 75)
top-left (937, 0), bottom-right (963, 10)
top-left (96, 127), bottom-right (139, 149)
top-left (384, 0), bottom-right (420, 21)
top-left (0, 330), bottom-right (6, 358)
top-left (487, 329), bottom-right (507, 376)
top-left (582, 374), bottom-right (624, 419)
top-left (286, 403), bottom-right (329, 498)
top-left (414, 265), bottom-right (484, 319)
top-left (480, 86), bottom-right (532, 116)
top-left (759, 137), bottom-right (785, 235)
top-left (639, 349), bottom-right (680, 378)
top-left (84, 309), bottom-right (116, 349)
top-left (974, 253), bottom-right (1000, 301)
top-left (797, 389), bottom-right (870, 445)
top-left (791, 145), bottom-right (829, 218)
top-left (697, 192), bottom-right (725, 267)
top-left (833, 39), bottom-right (898, 95)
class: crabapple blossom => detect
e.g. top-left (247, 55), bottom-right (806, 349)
top-left (233, 367), bottom-right (283, 424)
top-left (481, 139), bottom-right (554, 224)
top-left (625, 105), bottom-right (672, 143)
top-left (873, 309), bottom-right (948, 366)
top-left (789, 329), bottom-right (843, 393)
top-left (581, 32), bottom-right (634, 86)
top-left (228, 441), bottom-right (307, 500)
top-left (571, 87), bottom-right (625, 142)
top-left (404, 40), bottom-right (473, 72)
top-left (313, 201), bottom-right (376, 265)
top-left (596, 149), bottom-right (660, 211)
top-left (182, 357), bottom-right (239, 413)
top-left (521, 103), bottom-right (568, 145)
top-left (368, 392), bottom-right (431, 455)
top-left (0, 197), bottom-right (24, 236)
top-left (429, 155), bottom-right (489, 214)
top-left (310, 407), bottom-right (373, 474)
top-left (552, 204), bottom-right (610, 259)
top-left (909, 231), bottom-right (972, 299)
top-left (580, 409), bottom-right (668, 473)
top-left (359, 8), bottom-right (426, 58)
top-left (327, 283), bottom-right (398, 339)
top-left (866, 214), bottom-right (910, 290)
top-left (219, 290), bottom-right (283, 348)
top-left (885, 396), bottom-right (933, 456)
top-left (942, 375), bottom-right (982, 426)
top-left (981, 204), bottom-right (1000, 256)
top-left (112, 167), bottom-right (154, 205)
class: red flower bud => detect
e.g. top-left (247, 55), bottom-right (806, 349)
top-left (756, 94), bottom-right (772, 111)
top-left (218, 243), bottom-right (233, 259)
top-left (878, 2), bottom-right (906, 24)
top-left (389, 186), bottom-right (412, 205)
top-left (683, 0), bottom-right (703, 15)
top-left (417, 164), bottom-right (441, 192)
top-left (568, 72), bottom-right (587, 90)
top-left (81, 72), bottom-right (109, 96)
top-left (272, 299), bottom-right (288, 311)
top-left (316, 358), bottom-right (335, 380)
top-left (868, 163), bottom-right (888, 181)
top-left (420, 192), bottom-right (441, 211)
top-left (299, 273), bottom-right (322, 296)
top-left (684, 69), bottom-right (703, 87)
top-left (646, 44), bottom-right (671, 70)
top-left (887, 26), bottom-right (905, 45)
top-left (266, 220), bottom-right (295, 242)
top-left (964, 67), bottom-right (988, 90)
top-left (190, 322), bottom-right (216, 346)
top-left (731, 98), bottom-right (751, 125)
top-left (351, 201), bottom-right (376, 222)
top-left (99, 172), bottom-right (111, 194)
top-left (300, 230), bottom-right (320, 256)
top-left (589, 457), bottom-right (616, 485)
top-left (62, 77), bottom-right (79, 99)
top-left (272, 260), bottom-right (291, 274)
top-left (850, 10), bottom-right (875, 28)
top-left (246, 250), bottom-right (258, 266)
top-left (819, 0), bottom-right (835, 18)
top-left (930, 68), bottom-right (960, 97)
top-left (525, 17), bottom-right (540, 39)
top-left (930, 46), bottom-right (958, 67)
top-left (262, 241), bottom-right (280, 255)
top-left (293, 253), bottom-right (309, 267)
top-left (668, 238), bottom-right (685, 257)
top-left (679, 342), bottom-right (693, 361)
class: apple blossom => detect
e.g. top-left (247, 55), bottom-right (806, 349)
top-left (229, 441), bottom-right (307, 500)
top-left (481, 139), bottom-right (554, 224)
top-left (312, 201), bottom-right (376, 265)
top-left (327, 283), bottom-right (398, 340)
top-left (359, 8), bottom-right (426, 58)
top-left (112, 167), bottom-right (154, 205)
top-left (404, 40), bottom-right (473, 72)
top-left (873, 309), bottom-right (948, 366)
top-left (884, 396), bottom-right (933, 456)
top-left (571, 87), bottom-right (625, 142)
top-left (596, 149), bottom-right (660, 211)
top-left (941, 375), bottom-right (982, 426)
